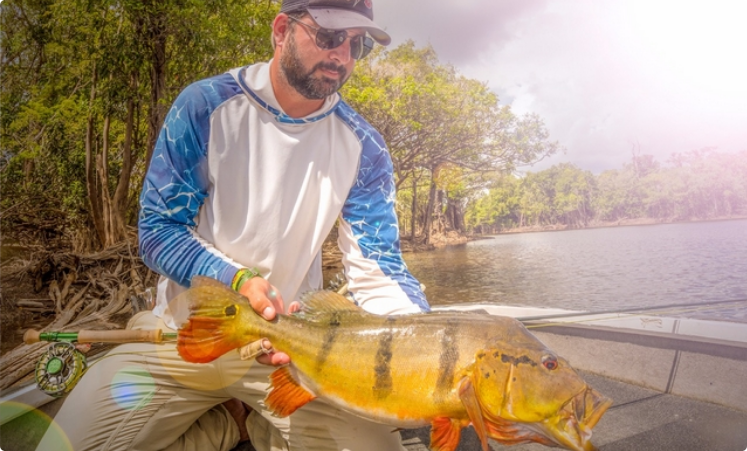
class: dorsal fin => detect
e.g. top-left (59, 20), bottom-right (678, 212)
top-left (298, 290), bottom-right (364, 317)
top-left (191, 275), bottom-right (232, 291)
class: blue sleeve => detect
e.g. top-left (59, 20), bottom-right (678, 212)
top-left (138, 75), bottom-right (242, 287)
top-left (337, 105), bottom-right (430, 312)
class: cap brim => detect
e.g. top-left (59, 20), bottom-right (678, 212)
top-left (308, 8), bottom-right (391, 46)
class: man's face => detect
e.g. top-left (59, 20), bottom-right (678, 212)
top-left (279, 16), bottom-right (358, 100)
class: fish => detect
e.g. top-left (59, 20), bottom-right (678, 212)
top-left (176, 276), bottom-right (612, 451)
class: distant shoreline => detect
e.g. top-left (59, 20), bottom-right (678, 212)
top-left (494, 215), bottom-right (747, 235)
top-left (395, 215), bottom-right (747, 253)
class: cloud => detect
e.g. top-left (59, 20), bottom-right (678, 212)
top-left (374, 0), bottom-right (549, 65)
top-left (372, 0), bottom-right (747, 174)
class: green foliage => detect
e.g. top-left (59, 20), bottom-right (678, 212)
top-left (342, 42), bottom-right (559, 240)
top-left (1, 0), bottom-right (277, 246)
top-left (465, 175), bottom-right (522, 232)
top-left (1, 2), bottom-right (580, 246)
top-left (466, 150), bottom-right (747, 232)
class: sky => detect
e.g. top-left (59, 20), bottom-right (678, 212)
top-left (372, 0), bottom-right (747, 173)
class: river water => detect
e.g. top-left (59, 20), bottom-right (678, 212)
top-left (403, 219), bottom-right (747, 322)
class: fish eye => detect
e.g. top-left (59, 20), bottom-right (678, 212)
top-left (541, 355), bottom-right (558, 370)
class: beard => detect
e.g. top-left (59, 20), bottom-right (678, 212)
top-left (279, 30), bottom-right (349, 100)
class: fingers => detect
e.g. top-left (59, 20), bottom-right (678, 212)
top-left (243, 338), bottom-right (289, 366)
top-left (235, 278), bottom-right (293, 367)
top-left (239, 277), bottom-right (285, 320)
top-left (257, 350), bottom-right (291, 366)
top-left (238, 338), bottom-right (275, 361)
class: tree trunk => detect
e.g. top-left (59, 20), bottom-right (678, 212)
top-left (445, 196), bottom-right (465, 233)
top-left (23, 159), bottom-right (34, 188)
top-left (410, 176), bottom-right (418, 240)
top-left (85, 66), bottom-right (106, 248)
top-left (99, 114), bottom-right (113, 245)
top-left (97, 113), bottom-right (128, 247)
top-left (435, 190), bottom-right (445, 234)
top-left (142, 6), bottom-right (168, 174)
top-left (112, 74), bottom-right (137, 232)
top-left (86, 71), bottom-right (131, 248)
top-left (423, 175), bottom-right (437, 245)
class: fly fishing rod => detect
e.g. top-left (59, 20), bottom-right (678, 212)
top-left (23, 328), bottom-right (178, 397)
top-left (22, 328), bottom-right (271, 397)
top-left (23, 329), bottom-right (178, 345)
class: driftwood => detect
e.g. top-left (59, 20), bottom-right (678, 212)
top-left (0, 238), bottom-right (157, 391)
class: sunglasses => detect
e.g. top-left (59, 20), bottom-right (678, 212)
top-left (288, 16), bottom-right (374, 60)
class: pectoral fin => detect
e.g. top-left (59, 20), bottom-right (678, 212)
top-left (430, 417), bottom-right (463, 451)
top-left (264, 367), bottom-right (316, 417)
top-left (176, 284), bottom-right (253, 363)
top-left (458, 377), bottom-right (489, 451)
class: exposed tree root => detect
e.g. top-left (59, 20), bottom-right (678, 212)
top-left (0, 238), bottom-right (157, 390)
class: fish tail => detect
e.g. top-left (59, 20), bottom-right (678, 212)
top-left (176, 285), bottom-right (259, 363)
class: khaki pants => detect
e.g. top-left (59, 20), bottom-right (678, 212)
top-left (35, 311), bottom-right (405, 451)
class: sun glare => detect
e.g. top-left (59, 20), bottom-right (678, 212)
top-left (623, 0), bottom-right (747, 97)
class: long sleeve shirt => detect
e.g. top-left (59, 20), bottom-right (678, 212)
top-left (138, 62), bottom-right (429, 329)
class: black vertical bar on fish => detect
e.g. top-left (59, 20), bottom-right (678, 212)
top-left (372, 327), bottom-right (394, 399)
top-left (314, 312), bottom-right (342, 372)
top-left (434, 320), bottom-right (460, 402)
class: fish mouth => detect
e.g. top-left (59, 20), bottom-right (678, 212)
top-left (481, 386), bottom-right (612, 451)
top-left (539, 386), bottom-right (613, 451)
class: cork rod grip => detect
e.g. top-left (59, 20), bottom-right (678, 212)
top-left (22, 329), bottom-right (41, 344)
top-left (77, 329), bottom-right (164, 343)
top-left (23, 329), bottom-right (164, 344)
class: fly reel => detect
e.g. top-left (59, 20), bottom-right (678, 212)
top-left (24, 327), bottom-right (174, 396)
top-left (34, 342), bottom-right (88, 397)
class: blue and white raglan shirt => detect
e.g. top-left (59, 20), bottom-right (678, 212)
top-left (139, 62), bottom-right (429, 329)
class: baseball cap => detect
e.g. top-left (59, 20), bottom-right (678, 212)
top-left (280, 0), bottom-right (391, 46)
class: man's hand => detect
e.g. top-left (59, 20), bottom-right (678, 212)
top-left (237, 277), bottom-right (300, 366)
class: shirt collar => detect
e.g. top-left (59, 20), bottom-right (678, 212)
top-left (232, 62), bottom-right (340, 124)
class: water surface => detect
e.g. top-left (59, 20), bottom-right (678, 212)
top-left (403, 219), bottom-right (747, 322)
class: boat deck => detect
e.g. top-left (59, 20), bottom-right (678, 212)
top-left (400, 371), bottom-right (747, 451)
top-left (2, 371), bottom-right (746, 451)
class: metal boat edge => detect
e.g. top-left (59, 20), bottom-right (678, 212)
top-left (3, 304), bottom-right (746, 427)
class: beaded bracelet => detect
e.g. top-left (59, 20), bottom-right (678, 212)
top-left (231, 267), bottom-right (263, 291)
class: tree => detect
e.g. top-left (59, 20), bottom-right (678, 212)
top-left (1, 0), bottom-right (278, 249)
top-left (343, 42), bottom-right (560, 243)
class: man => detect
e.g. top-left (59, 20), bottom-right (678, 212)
top-left (35, 0), bottom-right (429, 450)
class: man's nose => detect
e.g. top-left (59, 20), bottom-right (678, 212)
top-left (328, 37), bottom-right (352, 64)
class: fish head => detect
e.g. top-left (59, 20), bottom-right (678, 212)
top-left (470, 338), bottom-right (612, 451)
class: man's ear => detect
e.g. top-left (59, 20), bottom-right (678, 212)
top-left (273, 14), bottom-right (291, 49)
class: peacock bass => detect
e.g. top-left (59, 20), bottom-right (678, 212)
top-left (176, 276), bottom-right (611, 451)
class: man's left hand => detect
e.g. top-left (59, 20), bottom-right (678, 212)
top-left (237, 277), bottom-right (300, 366)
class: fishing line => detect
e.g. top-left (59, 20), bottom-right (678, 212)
top-left (519, 297), bottom-right (747, 329)
top-left (607, 393), bottom-right (665, 411)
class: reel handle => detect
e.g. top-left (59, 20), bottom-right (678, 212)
top-left (23, 329), bottom-right (166, 344)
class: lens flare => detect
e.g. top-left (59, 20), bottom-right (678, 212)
top-left (110, 366), bottom-right (157, 410)
top-left (0, 402), bottom-right (73, 451)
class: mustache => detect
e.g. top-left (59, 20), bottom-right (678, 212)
top-left (312, 62), bottom-right (347, 79)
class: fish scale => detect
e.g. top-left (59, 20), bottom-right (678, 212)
top-left (176, 276), bottom-right (611, 451)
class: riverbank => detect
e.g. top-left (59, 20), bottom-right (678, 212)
top-left (320, 230), bottom-right (485, 274)
top-left (494, 215), bottom-right (747, 235)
